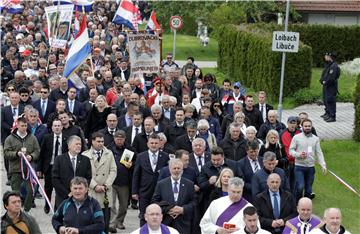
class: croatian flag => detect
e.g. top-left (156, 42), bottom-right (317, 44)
top-left (0, 0), bottom-right (24, 14)
top-left (112, 0), bottom-right (139, 30)
top-left (55, 0), bottom-right (94, 12)
top-left (147, 10), bottom-right (161, 31)
top-left (64, 14), bottom-right (91, 89)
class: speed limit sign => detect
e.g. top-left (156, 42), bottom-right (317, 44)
top-left (170, 16), bottom-right (183, 30)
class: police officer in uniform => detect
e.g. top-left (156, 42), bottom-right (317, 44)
top-left (320, 52), bottom-right (340, 122)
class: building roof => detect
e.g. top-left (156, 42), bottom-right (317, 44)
top-left (291, 1), bottom-right (360, 12)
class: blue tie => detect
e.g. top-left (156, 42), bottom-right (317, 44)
top-left (273, 193), bottom-right (280, 218)
top-left (173, 181), bottom-right (178, 193)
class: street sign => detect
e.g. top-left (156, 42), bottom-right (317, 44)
top-left (272, 31), bottom-right (300, 53)
top-left (170, 15), bottom-right (183, 30)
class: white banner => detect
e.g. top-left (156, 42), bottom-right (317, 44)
top-left (45, 4), bottom-right (74, 49)
top-left (128, 33), bottom-right (160, 75)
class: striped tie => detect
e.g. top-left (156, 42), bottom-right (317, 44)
top-left (253, 160), bottom-right (259, 172)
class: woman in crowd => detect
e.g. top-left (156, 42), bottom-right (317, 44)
top-left (245, 126), bottom-right (263, 148)
top-left (85, 95), bottom-right (112, 139)
top-left (208, 168), bottom-right (234, 204)
top-left (197, 119), bottom-right (217, 150)
top-left (259, 129), bottom-right (288, 170)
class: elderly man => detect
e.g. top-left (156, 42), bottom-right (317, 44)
top-left (256, 110), bottom-right (286, 142)
top-left (200, 177), bottom-right (256, 234)
top-left (283, 197), bottom-right (322, 233)
top-left (220, 122), bottom-right (247, 161)
top-left (309, 208), bottom-right (351, 234)
top-left (130, 204), bottom-right (179, 234)
top-left (254, 173), bottom-right (297, 234)
top-left (152, 158), bottom-right (196, 234)
top-left (188, 138), bottom-right (211, 175)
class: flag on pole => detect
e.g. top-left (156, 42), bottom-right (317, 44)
top-left (64, 14), bottom-right (91, 89)
top-left (112, 0), bottom-right (140, 30)
top-left (146, 10), bottom-right (161, 31)
top-left (0, 0), bottom-right (24, 14)
top-left (54, 0), bottom-right (94, 12)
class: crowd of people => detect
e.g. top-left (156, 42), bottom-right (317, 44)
top-left (1, 1), bottom-right (351, 234)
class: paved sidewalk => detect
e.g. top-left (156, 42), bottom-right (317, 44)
top-left (176, 60), bottom-right (217, 68)
top-left (0, 103), bottom-right (354, 233)
top-left (282, 102), bottom-right (354, 140)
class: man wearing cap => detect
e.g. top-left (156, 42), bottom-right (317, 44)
top-left (92, 47), bottom-right (105, 71)
top-left (233, 81), bottom-right (246, 103)
top-left (112, 57), bottom-right (130, 81)
top-left (280, 116), bottom-right (301, 194)
top-left (319, 52), bottom-right (340, 122)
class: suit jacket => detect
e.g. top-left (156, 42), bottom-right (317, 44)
top-left (1, 105), bottom-right (24, 143)
top-left (174, 134), bottom-right (193, 153)
top-left (236, 157), bottom-right (263, 203)
top-left (98, 127), bottom-right (119, 147)
top-left (162, 108), bottom-right (176, 122)
top-left (132, 132), bottom-right (150, 153)
top-left (152, 177), bottom-right (196, 234)
top-left (32, 99), bottom-right (56, 123)
top-left (188, 152), bottom-right (211, 175)
top-left (254, 190), bottom-right (297, 233)
top-left (132, 151), bottom-right (169, 200)
top-left (123, 125), bottom-right (143, 146)
top-left (254, 103), bottom-right (273, 122)
top-left (65, 99), bottom-right (86, 122)
top-left (117, 114), bottom-right (131, 130)
top-left (49, 88), bottom-right (68, 101)
top-left (38, 133), bottom-right (68, 173)
top-left (52, 153), bottom-right (92, 203)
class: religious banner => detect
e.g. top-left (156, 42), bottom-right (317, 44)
top-left (128, 32), bottom-right (160, 75)
top-left (45, 4), bottom-right (74, 49)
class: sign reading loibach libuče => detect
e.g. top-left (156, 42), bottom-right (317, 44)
top-left (272, 31), bottom-right (299, 53)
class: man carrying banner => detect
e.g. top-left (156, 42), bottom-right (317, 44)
top-left (200, 177), bottom-right (256, 234)
top-left (4, 116), bottom-right (40, 212)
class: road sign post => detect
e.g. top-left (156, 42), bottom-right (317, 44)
top-left (170, 16), bottom-right (183, 60)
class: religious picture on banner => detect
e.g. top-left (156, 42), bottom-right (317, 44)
top-left (128, 33), bottom-right (160, 75)
top-left (45, 4), bottom-right (74, 49)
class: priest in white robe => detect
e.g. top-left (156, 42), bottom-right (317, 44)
top-left (200, 177), bottom-right (259, 234)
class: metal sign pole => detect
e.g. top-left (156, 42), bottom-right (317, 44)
top-left (277, 0), bottom-right (290, 122)
top-left (173, 29), bottom-right (177, 60)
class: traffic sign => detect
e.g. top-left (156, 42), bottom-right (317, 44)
top-left (272, 31), bottom-right (300, 53)
top-left (170, 16), bottom-right (183, 30)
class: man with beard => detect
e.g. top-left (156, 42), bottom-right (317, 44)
top-left (289, 119), bottom-right (327, 201)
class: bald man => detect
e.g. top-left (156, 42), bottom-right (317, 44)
top-left (309, 208), bottom-right (351, 234)
top-left (283, 197), bottom-right (322, 233)
top-left (130, 204), bottom-right (179, 234)
top-left (254, 173), bottom-right (296, 234)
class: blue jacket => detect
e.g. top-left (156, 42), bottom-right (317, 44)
top-left (52, 196), bottom-right (105, 234)
top-left (207, 116), bottom-right (222, 143)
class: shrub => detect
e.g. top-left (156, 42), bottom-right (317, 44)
top-left (293, 88), bottom-right (321, 105)
top-left (217, 24), bottom-right (312, 100)
top-left (353, 74), bottom-right (360, 142)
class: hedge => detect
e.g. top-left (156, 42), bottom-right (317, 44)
top-left (246, 23), bottom-right (360, 67)
top-left (218, 24), bottom-right (312, 100)
top-left (353, 74), bottom-right (360, 142)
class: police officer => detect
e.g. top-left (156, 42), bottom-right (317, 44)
top-left (320, 52), bottom-right (340, 122)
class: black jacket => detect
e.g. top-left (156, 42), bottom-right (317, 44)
top-left (219, 136), bottom-right (247, 161)
top-left (164, 122), bottom-right (186, 147)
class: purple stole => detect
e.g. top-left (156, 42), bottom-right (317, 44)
top-left (215, 197), bottom-right (248, 227)
top-left (139, 223), bottom-right (171, 234)
top-left (283, 216), bottom-right (322, 233)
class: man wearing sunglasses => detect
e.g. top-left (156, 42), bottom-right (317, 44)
top-left (32, 85), bottom-right (56, 123)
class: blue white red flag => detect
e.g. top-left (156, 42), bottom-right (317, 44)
top-left (64, 14), bottom-right (91, 89)
top-left (0, 0), bottom-right (23, 14)
top-left (146, 10), bottom-right (161, 31)
top-left (55, 0), bottom-right (94, 12)
top-left (112, 0), bottom-right (140, 30)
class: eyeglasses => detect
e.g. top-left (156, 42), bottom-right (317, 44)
top-left (40, 91), bottom-right (48, 94)
top-left (234, 86), bottom-right (240, 89)
top-left (166, 57), bottom-right (172, 59)
top-left (21, 94), bottom-right (29, 97)
top-left (7, 88), bottom-right (15, 91)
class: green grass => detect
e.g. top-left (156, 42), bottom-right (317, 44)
top-left (312, 140), bottom-right (360, 233)
top-left (162, 34), bottom-right (218, 61)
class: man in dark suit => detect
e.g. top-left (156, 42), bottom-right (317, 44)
top-left (175, 121), bottom-right (198, 153)
top-left (99, 113), bottom-right (119, 147)
top-left (37, 119), bottom-right (68, 213)
top-left (49, 77), bottom-right (68, 101)
top-left (164, 107), bottom-right (186, 147)
top-left (52, 135), bottom-right (92, 209)
top-left (255, 91), bottom-right (274, 123)
top-left (254, 173), bottom-right (297, 234)
top-left (32, 85), bottom-right (56, 123)
top-left (152, 158), bottom-right (196, 234)
top-left (132, 116), bottom-right (156, 154)
top-left (252, 152), bottom-right (289, 199)
top-left (198, 146), bottom-right (237, 215)
top-left (243, 95), bottom-right (264, 131)
top-left (237, 141), bottom-right (263, 203)
top-left (188, 138), bottom-right (210, 175)
top-left (151, 104), bottom-right (170, 133)
top-left (123, 112), bottom-right (143, 146)
top-left (65, 87), bottom-right (86, 123)
top-left (1, 92), bottom-right (24, 143)
top-left (132, 134), bottom-right (170, 226)
top-left (117, 101), bottom-right (139, 130)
